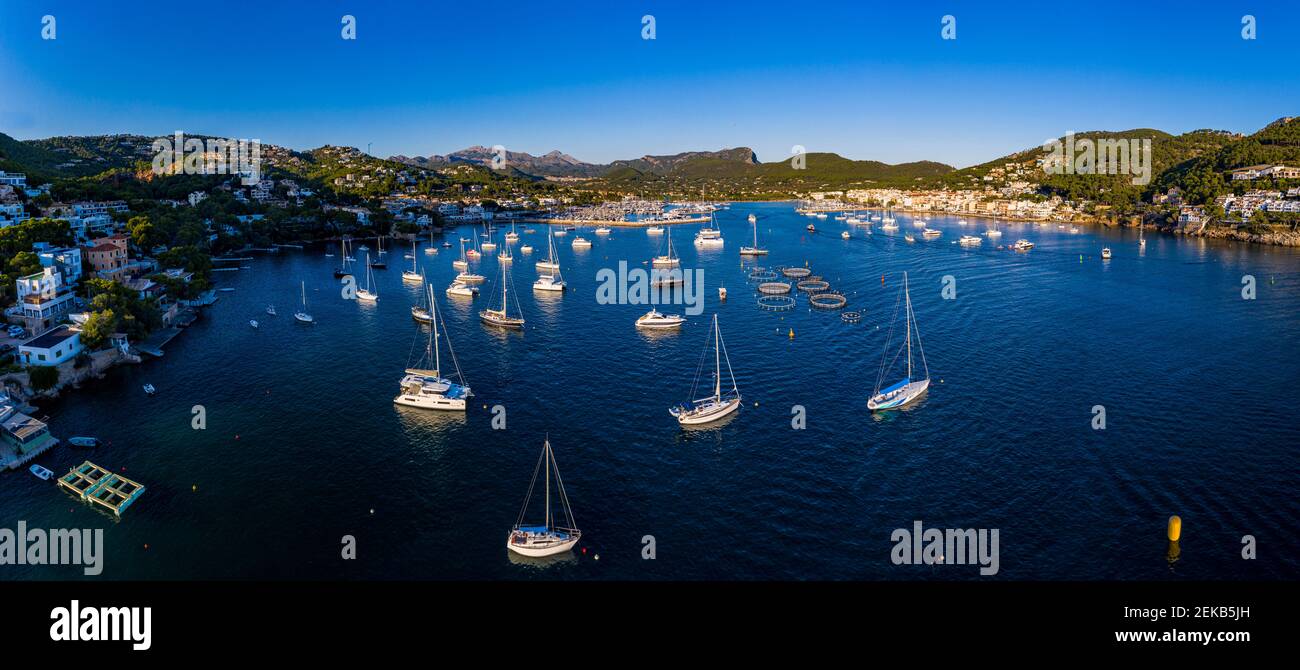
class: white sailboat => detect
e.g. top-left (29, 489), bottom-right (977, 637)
top-left (395, 284), bottom-right (472, 411)
top-left (357, 253), bottom-right (378, 302)
top-left (651, 232), bottom-right (680, 267)
top-left (402, 240), bottom-right (423, 282)
top-left (507, 437), bottom-right (581, 557)
top-left (669, 314), bottom-right (741, 425)
top-left (505, 222), bottom-right (520, 242)
top-left (425, 227), bottom-right (437, 254)
top-left (535, 228), bottom-right (561, 272)
top-left (693, 212), bottom-right (724, 248)
top-left (453, 238), bottom-right (469, 271)
top-left (294, 281), bottom-right (314, 323)
top-left (480, 261), bottom-right (525, 329)
top-left (739, 213), bottom-right (767, 256)
top-left (533, 232), bottom-right (566, 292)
top-left (867, 272), bottom-right (930, 411)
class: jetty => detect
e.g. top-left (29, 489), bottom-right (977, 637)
top-left (57, 461), bottom-right (146, 516)
top-left (135, 328), bottom-right (183, 357)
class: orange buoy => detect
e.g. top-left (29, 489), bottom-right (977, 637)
top-left (1167, 516), bottom-right (1182, 542)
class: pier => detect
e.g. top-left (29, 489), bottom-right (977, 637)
top-left (135, 328), bottom-right (183, 357)
top-left (57, 461), bottom-right (146, 516)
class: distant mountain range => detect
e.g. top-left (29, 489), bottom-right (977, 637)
top-left (3, 116), bottom-right (1296, 204)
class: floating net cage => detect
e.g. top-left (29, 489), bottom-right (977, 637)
top-left (781, 266), bottom-right (812, 279)
top-left (809, 292), bottom-right (848, 310)
top-left (748, 268), bottom-right (778, 282)
top-left (757, 295), bottom-right (796, 311)
top-left (758, 282), bottom-right (793, 295)
top-left (841, 311), bottom-right (862, 323)
top-left (796, 279), bottom-right (830, 293)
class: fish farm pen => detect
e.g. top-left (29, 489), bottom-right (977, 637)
top-left (780, 267), bottom-right (812, 279)
top-left (57, 461), bottom-right (146, 516)
top-left (758, 282), bottom-right (793, 295)
top-left (748, 268), bottom-right (778, 282)
top-left (757, 295), bottom-right (797, 311)
top-left (841, 311), bottom-right (863, 323)
top-left (809, 292), bottom-right (848, 310)
top-left (797, 279), bottom-right (830, 293)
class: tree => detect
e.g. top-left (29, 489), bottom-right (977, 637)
top-left (7, 251), bottom-right (42, 277)
top-left (80, 308), bottom-right (117, 350)
top-left (28, 365), bottom-right (59, 392)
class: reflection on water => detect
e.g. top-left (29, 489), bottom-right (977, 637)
top-left (394, 404), bottom-right (468, 439)
top-left (506, 548), bottom-right (579, 569)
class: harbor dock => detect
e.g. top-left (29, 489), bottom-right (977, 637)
top-left (135, 328), bottom-right (183, 357)
top-left (57, 461), bottom-right (146, 516)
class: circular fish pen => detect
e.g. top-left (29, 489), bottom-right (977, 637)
top-left (748, 268), bottom-right (778, 282)
top-left (796, 279), bottom-right (830, 293)
top-left (758, 282), bottom-right (793, 295)
top-left (809, 292), bottom-right (848, 310)
top-left (757, 295), bottom-right (796, 311)
top-left (841, 311), bottom-right (862, 324)
top-left (781, 267), bottom-right (812, 279)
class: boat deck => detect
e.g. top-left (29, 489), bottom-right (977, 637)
top-left (57, 461), bottom-right (146, 516)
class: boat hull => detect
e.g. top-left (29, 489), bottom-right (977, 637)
top-left (672, 396), bottom-right (741, 425)
top-left (867, 378), bottom-right (930, 411)
top-left (506, 533), bottom-right (579, 557)
top-left (393, 393), bottom-right (466, 411)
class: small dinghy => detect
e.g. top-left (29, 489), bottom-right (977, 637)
top-left (30, 464), bottom-right (53, 480)
top-left (68, 436), bottom-right (100, 448)
top-left (143, 383), bottom-right (157, 396)
top-left (249, 319), bottom-right (259, 329)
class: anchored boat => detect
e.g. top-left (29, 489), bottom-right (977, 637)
top-left (394, 284), bottom-right (471, 411)
top-left (669, 314), bottom-right (741, 426)
top-left (867, 272), bottom-right (930, 411)
top-left (507, 437), bottom-right (581, 558)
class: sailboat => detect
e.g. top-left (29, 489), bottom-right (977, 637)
top-left (533, 230), bottom-right (566, 291)
top-left (480, 261), bottom-right (525, 329)
top-left (693, 212), bottom-right (724, 248)
top-left (481, 225), bottom-right (498, 253)
top-left (652, 232), bottom-right (680, 267)
top-left (453, 238), bottom-right (470, 270)
top-left (739, 213), bottom-right (768, 256)
top-left (425, 226), bottom-right (438, 255)
top-left (497, 235), bottom-right (513, 263)
top-left (505, 222), bottom-right (519, 242)
top-left (867, 272), bottom-right (930, 411)
top-left (356, 253), bottom-right (378, 302)
top-left (394, 284), bottom-right (471, 411)
top-left (411, 273), bottom-right (433, 322)
top-left (369, 236), bottom-right (387, 268)
top-left (1139, 223), bottom-right (1146, 248)
top-left (507, 437), bottom-right (581, 557)
top-left (294, 281), bottom-right (313, 323)
top-left (535, 229), bottom-right (561, 272)
top-left (402, 240), bottom-right (422, 282)
top-left (333, 237), bottom-right (353, 278)
top-left (669, 314), bottom-right (741, 425)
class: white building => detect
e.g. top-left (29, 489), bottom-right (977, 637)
top-left (18, 325), bottom-right (82, 367)
top-left (188, 191), bottom-right (208, 206)
top-left (33, 244), bottom-right (83, 285)
top-left (0, 171), bottom-right (27, 187)
top-left (9, 267), bottom-right (76, 332)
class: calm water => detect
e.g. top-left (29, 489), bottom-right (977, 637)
top-left (4, 202), bottom-right (1298, 580)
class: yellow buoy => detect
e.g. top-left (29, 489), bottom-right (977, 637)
top-left (788, 328), bottom-right (795, 339)
top-left (1167, 515), bottom-right (1182, 542)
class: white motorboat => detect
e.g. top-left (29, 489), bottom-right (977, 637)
top-left (922, 228), bottom-right (941, 238)
top-left (571, 236), bottom-right (592, 249)
top-left (646, 226), bottom-right (664, 235)
top-left (959, 235), bottom-right (982, 246)
top-left (249, 319), bottom-right (259, 329)
top-left (635, 308), bottom-right (685, 329)
top-left (520, 245), bottom-right (534, 254)
top-left (595, 226), bottom-right (611, 236)
top-left (1101, 247), bottom-right (1113, 259)
top-left (533, 273), bottom-right (566, 292)
top-left (841, 231), bottom-right (851, 239)
top-left (669, 314), bottom-right (741, 426)
top-left (507, 438), bottom-right (581, 557)
top-left (266, 305), bottom-right (277, 316)
top-left (1013, 239), bottom-right (1034, 250)
top-left (446, 281), bottom-right (477, 298)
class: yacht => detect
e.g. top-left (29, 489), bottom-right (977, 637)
top-left (402, 241), bottom-right (423, 282)
top-left (1013, 239), bottom-right (1035, 250)
top-left (669, 314), bottom-right (741, 426)
top-left (646, 226), bottom-right (664, 235)
top-left (651, 233), bottom-right (680, 268)
top-left (921, 228), bottom-right (941, 238)
top-left (595, 226), bottom-right (611, 236)
top-left (446, 281), bottom-right (477, 298)
top-left (867, 272), bottom-right (930, 411)
top-left (694, 227), bottom-right (724, 248)
top-left (635, 308), bottom-right (685, 329)
top-left (959, 235), bottom-right (982, 246)
top-left (1101, 247), bottom-right (1113, 259)
top-left (571, 236), bottom-right (592, 249)
top-left (356, 254), bottom-right (378, 302)
top-left (841, 231), bottom-right (851, 239)
top-left (536, 229), bottom-right (562, 272)
top-left (533, 274), bottom-right (566, 292)
top-left (507, 438), bottom-right (581, 558)
top-left (456, 271), bottom-right (485, 284)
top-left (293, 281), bottom-right (314, 323)
top-left (394, 285), bottom-right (472, 411)
top-left (479, 263), bottom-right (525, 329)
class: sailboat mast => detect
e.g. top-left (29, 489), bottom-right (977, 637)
top-left (904, 273), bottom-right (913, 380)
top-left (429, 285), bottom-right (440, 375)
top-left (714, 315), bottom-right (722, 399)
top-left (544, 440), bottom-right (551, 530)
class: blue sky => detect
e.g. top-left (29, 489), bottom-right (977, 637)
top-left (0, 0), bottom-right (1296, 168)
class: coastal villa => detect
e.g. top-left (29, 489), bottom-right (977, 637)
top-left (8, 266), bottom-right (76, 333)
top-left (18, 325), bottom-right (82, 367)
top-left (34, 243), bottom-right (83, 285)
top-left (0, 202), bottom-right (28, 228)
top-left (83, 234), bottom-right (131, 281)
top-left (1230, 165), bottom-right (1300, 181)
top-left (0, 401), bottom-right (58, 471)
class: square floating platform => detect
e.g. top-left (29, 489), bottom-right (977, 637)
top-left (57, 461), bottom-right (145, 516)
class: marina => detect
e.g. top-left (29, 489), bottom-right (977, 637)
top-left (3, 201), bottom-right (1297, 580)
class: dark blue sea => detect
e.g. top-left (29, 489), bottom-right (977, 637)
top-left (4, 202), bottom-right (1298, 580)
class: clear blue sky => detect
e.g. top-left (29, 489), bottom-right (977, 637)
top-left (1, 0), bottom-right (1296, 168)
